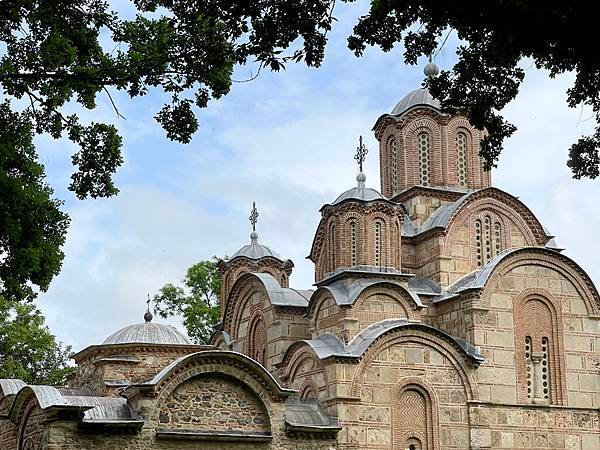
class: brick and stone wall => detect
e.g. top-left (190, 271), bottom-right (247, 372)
top-left (158, 374), bottom-right (270, 433)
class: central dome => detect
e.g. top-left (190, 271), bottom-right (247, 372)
top-left (391, 87), bottom-right (441, 116)
top-left (103, 320), bottom-right (192, 345)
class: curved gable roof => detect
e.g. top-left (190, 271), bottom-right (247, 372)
top-left (129, 350), bottom-right (296, 398)
top-left (439, 247), bottom-right (600, 312)
top-left (308, 278), bottom-right (425, 316)
top-left (418, 187), bottom-right (550, 243)
top-left (7, 385), bottom-right (140, 426)
top-left (282, 319), bottom-right (483, 366)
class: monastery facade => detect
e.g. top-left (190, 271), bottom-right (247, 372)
top-left (1, 64), bottom-right (599, 450)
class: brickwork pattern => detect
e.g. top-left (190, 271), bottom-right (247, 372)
top-left (375, 109), bottom-right (491, 197)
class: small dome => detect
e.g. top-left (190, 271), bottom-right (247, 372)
top-left (331, 170), bottom-right (386, 205)
top-left (332, 186), bottom-right (385, 205)
top-left (103, 321), bottom-right (192, 345)
top-left (391, 88), bottom-right (441, 116)
top-left (230, 240), bottom-right (282, 260)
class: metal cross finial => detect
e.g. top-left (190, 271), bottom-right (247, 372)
top-left (146, 294), bottom-right (151, 312)
top-left (249, 201), bottom-right (259, 232)
top-left (354, 136), bottom-right (368, 172)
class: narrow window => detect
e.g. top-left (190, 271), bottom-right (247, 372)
top-left (329, 223), bottom-right (336, 271)
top-left (541, 337), bottom-right (550, 400)
top-left (417, 132), bottom-right (430, 186)
top-left (456, 132), bottom-right (468, 186)
top-left (350, 221), bottom-right (357, 266)
top-left (475, 219), bottom-right (483, 267)
top-left (389, 137), bottom-right (397, 193)
top-left (525, 336), bottom-right (533, 401)
top-left (375, 222), bottom-right (382, 267)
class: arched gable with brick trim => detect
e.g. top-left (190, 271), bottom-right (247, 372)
top-left (478, 247), bottom-right (600, 317)
top-left (278, 344), bottom-right (329, 401)
top-left (350, 327), bottom-right (477, 400)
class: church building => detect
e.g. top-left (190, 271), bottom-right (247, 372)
top-left (1, 64), bottom-right (599, 450)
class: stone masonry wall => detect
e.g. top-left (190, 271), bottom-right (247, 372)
top-left (472, 263), bottom-right (600, 408)
top-left (157, 374), bottom-right (269, 433)
top-left (333, 330), bottom-right (473, 449)
top-left (468, 402), bottom-right (600, 449)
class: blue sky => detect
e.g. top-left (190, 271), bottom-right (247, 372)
top-left (26, 2), bottom-right (600, 351)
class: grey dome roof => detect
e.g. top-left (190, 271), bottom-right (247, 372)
top-left (391, 87), bottom-right (441, 116)
top-left (103, 321), bottom-right (192, 345)
top-left (230, 234), bottom-right (282, 261)
top-left (332, 186), bottom-right (385, 205)
top-left (331, 172), bottom-right (385, 205)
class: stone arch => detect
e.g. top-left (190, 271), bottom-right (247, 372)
top-left (442, 189), bottom-right (548, 249)
top-left (350, 329), bottom-right (477, 400)
top-left (309, 291), bottom-right (342, 337)
top-left (351, 284), bottom-right (415, 324)
top-left (480, 248), bottom-right (600, 317)
top-left (513, 289), bottom-right (566, 405)
top-left (391, 377), bottom-right (440, 450)
top-left (282, 346), bottom-right (328, 397)
top-left (149, 351), bottom-right (294, 429)
top-left (446, 117), bottom-right (485, 188)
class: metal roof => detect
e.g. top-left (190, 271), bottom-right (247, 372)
top-left (245, 273), bottom-right (311, 307)
top-left (391, 88), bottom-right (441, 116)
top-left (103, 321), bottom-right (192, 345)
top-left (297, 319), bottom-right (483, 363)
top-left (315, 276), bottom-right (425, 309)
top-left (285, 398), bottom-right (340, 432)
top-left (229, 237), bottom-right (282, 261)
top-left (332, 185), bottom-right (386, 205)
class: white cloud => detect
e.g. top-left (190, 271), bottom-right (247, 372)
top-left (36, 11), bottom-right (600, 352)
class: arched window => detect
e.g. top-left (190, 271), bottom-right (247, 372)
top-left (248, 315), bottom-right (267, 367)
top-left (417, 132), bottom-right (430, 186)
top-left (374, 221), bottom-right (382, 267)
top-left (456, 131), bottom-right (468, 187)
top-left (515, 297), bottom-right (565, 404)
top-left (475, 214), bottom-right (502, 267)
top-left (388, 137), bottom-right (398, 193)
top-left (392, 382), bottom-right (438, 450)
top-left (329, 223), bottom-right (336, 271)
top-left (350, 221), bottom-right (358, 266)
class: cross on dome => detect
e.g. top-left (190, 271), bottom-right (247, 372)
top-left (354, 135), bottom-right (368, 173)
top-left (144, 294), bottom-right (153, 322)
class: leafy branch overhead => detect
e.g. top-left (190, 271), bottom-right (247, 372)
top-left (1, 0), bottom-right (599, 299)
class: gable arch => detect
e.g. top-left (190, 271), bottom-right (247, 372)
top-left (278, 344), bottom-right (329, 400)
top-left (350, 328), bottom-right (478, 401)
top-left (479, 247), bottom-right (600, 316)
top-left (351, 284), bottom-right (417, 323)
top-left (441, 188), bottom-right (549, 255)
top-left (143, 351), bottom-right (295, 426)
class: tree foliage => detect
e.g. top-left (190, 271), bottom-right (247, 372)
top-left (2, 0), bottom-right (599, 298)
top-left (0, 295), bottom-right (74, 385)
top-left (0, 101), bottom-right (69, 301)
top-left (346, 1), bottom-right (600, 179)
top-left (153, 258), bottom-right (221, 344)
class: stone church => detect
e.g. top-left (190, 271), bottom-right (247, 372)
top-left (1, 64), bottom-right (599, 450)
